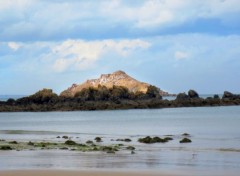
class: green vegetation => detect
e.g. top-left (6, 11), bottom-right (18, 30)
top-left (138, 136), bottom-right (173, 144)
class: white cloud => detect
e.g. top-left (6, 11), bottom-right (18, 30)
top-left (175, 51), bottom-right (189, 60)
top-left (0, 0), bottom-right (239, 42)
top-left (101, 0), bottom-right (240, 28)
top-left (51, 39), bottom-right (151, 72)
top-left (8, 42), bottom-right (22, 51)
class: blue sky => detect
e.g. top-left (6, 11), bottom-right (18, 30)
top-left (0, 0), bottom-right (240, 95)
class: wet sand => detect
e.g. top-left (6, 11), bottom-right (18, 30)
top-left (1, 170), bottom-right (240, 176)
top-left (0, 170), bottom-right (177, 176)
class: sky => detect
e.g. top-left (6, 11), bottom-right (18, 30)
top-left (0, 0), bottom-right (240, 95)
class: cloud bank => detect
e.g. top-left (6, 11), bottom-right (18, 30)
top-left (0, 0), bottom-right (240, 41)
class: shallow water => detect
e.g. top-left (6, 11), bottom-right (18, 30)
top-left (0, 106), bottom-right (240, 172)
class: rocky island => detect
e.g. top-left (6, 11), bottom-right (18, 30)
top-left (0, 70), bottom-right (239, 112)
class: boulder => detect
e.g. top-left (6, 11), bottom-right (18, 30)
top-left (179, 138), bottom-right (192, 143)
top-left (176, 93), bottom-right (189, 100)
top-left (116, 138), bottom-right (132, 142)
top-left (188, 90), bottom-right (199, 98)
top-left (95, 137), bottom-right (102, 142)
top-left (223, 91), bottom-right (234, 98)
top-left (0, 145), bottom-right (12, 150)
top-left (65, 140), bottom-right (77, 145)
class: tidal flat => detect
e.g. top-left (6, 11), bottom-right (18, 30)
top-left (0, 107), bottom-right (240, 174)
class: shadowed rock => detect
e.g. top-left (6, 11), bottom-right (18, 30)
top-left (0, 145), bottom-right (12, 150)
top-left (179, 138), bottom-right (192, 143)
top-left (95, 137), bottom-right (102, 142)
top-left (65, 140), bottom-right (77, 145)
top-left (176, 93), bottom-right (189, 100)
top-left (188, 90), bottom-right (199, 98)
top-left (138, 136), bottom-right (171, 144)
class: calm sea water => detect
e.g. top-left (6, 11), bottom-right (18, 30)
top-left (0, 106), bottom-right (240, 174)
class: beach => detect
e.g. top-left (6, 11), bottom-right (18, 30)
top-left (0, 170), bottom-right (174, 176)
top-left (1, 107), bottom-right (240, 175)
top-left (1, 169), bottom-right (240, 176)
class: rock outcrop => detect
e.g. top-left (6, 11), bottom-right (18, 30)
top-left (60, 70), bottom-right (169, 97)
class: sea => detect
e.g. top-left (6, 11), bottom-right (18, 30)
top-left (0, 95), bottom-right (240, 175)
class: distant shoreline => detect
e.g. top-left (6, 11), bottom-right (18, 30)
top-left (0, 90), bottom-right (239, 112)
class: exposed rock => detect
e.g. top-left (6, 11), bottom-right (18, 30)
top-left (116, 138), bottom-right (132, 142)
top-left (179, 138), bottom-right (192, 143)
top-left (64, 140), bottom-right (77, 145)
top-left (0, 145), bottom-right (12, 150)
top-left (9, 141), bottom-right (18, 144)
top-left (176, 93), bottom-right (189, 100)
top-left (60, 70), bottom-right (169, 97)
top-left (182, 133), bottom-right (190, 136)
top-left (86, 140), bottom-right (94, 144)
top-left (223, 91), bottom-right (234, 99)
top-left (188, 90), bottom-right (199, 98)
top-left (95, 137), bottom-right (102, 142)
top-left (138, 136), bottom-right (171, 144)
top-left (28, 141), bottom-right (34, 146)
top-left (213, 94), bottom-right (220, 99)
top-left (62, 136), bottom-right (68, 139)
top-left (126, 146), bottom-right (135, 150)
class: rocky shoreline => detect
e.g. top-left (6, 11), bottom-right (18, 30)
top-left (0, 88), bottom-right (240, 112)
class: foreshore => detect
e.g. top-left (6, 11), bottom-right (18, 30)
top-left (0, 170), bottom-right (166, 176)
top-left (0, 169), bottom-right (239, 176)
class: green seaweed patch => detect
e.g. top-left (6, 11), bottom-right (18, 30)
top-left (0, 145), bottom-right (12, 150)
top-left (0, 140), bottom-right (128, 153)
top-left (179, 138), bottom-right (192, 143)
top-left (138, 136), bottom-right (172, 144)
top-left (9, 141), bottom-right (18, 144)
top-left (28, 141), bottom-right (34, 146)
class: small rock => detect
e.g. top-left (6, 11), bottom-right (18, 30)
top-left (126, 146), bottom-right (135, 150)
top-left (60, 147), bottom-right (68, 150)
top-left (65, 140), bottom-right (77, 145)
top-left (9, 141), bottom-right (18, 144)
top-left (106, 150), bottom-right (115, 154)
top-left (86, 140), bottom-right (93, 144)
top-left (95, 137), bottom-right (102, 142)
top-left (116, 138), bottom-right (132, 142)
top-left (62, 136), bottom-right (68, 139)
top-left (0, 146), bottom-right (12, 150)
top-left (182, 133), bottom-right (190, 136)
top-left (179, 138), bottom-right (192, 143)
top-left (56, 136), bottom-right (61, 138)
top-left (28, 141), bottom-right (34, 146)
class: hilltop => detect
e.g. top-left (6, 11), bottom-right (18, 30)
top-left (60, 70), bottom-right (170, 97)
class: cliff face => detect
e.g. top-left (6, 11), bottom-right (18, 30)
top-left (60, 70), bottom-right (168, 97)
